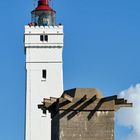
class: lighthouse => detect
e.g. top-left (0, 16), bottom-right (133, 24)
top-left (24, 0), bottom-right (64, 140)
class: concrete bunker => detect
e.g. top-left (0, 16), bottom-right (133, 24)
top-left (38, 88), bottom-right (132, 140)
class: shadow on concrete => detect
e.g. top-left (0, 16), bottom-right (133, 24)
top-left (67, 95), bottom-right (97, 120)
top-left (59, 95), bottom-right (87, 119)
top-left (87, 95), bottom-right (117, 120)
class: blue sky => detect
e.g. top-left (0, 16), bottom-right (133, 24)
top-left (0, 0), bottom-right (140, 140)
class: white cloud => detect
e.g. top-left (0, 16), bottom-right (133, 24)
top-left (116, 84), bottom-right (140, 140)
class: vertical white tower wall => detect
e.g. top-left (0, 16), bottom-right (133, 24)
top-left (24, 25), bottom-right (64, 140)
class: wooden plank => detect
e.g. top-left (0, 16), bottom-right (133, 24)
top-left (63, 94), bottom-right (73, 102)
top-left (115, 103), bottom-right (133, 111)
top-left (50, 97), bottom-right (58, 102)
top-left (44, 98), bottom-right (54, 104)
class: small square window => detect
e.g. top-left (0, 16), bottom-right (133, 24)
top-left (42, 70), bottom-right (46, 79)
top-left (45, 35), bottom-right (48, 41)
top-left (40, 35), bottom-right (44, 41)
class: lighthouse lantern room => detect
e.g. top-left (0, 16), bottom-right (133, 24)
top-left (24, 0), bottom-right (64, 140)
top-left (31, 0), bottom-right (56, 26)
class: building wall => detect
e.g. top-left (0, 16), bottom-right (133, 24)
top-left (52, 111), bottom-right (114, 140)
top-left (25, 25), bottom-right (64, 140)
top-left (26, 47), bottom-right (63, 62)
top-left (24, 26), bottom-right (63, 47)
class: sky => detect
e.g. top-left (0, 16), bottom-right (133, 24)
top-left (0, 0), bottom-right (140, 140)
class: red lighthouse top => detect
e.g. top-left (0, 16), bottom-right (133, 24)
top-left (31, 0), bottom-right (56, 26)
top-left (32, 0), bottom-right (54, 12)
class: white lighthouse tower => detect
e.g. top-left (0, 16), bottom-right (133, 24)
top-left (24, 0), bottom-right (64, 140)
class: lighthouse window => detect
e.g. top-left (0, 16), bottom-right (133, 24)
top-left (40, 35), bottom-right (48, 42)
top-left (45, 35), bottom-right (48, 41)
top-left (42, 70), bottom-right (47, 79)
top-left (40, 35), bottom-right (44, 41)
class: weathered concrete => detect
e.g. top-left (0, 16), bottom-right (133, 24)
top-left (39, 88), bottom-right (132, 140)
